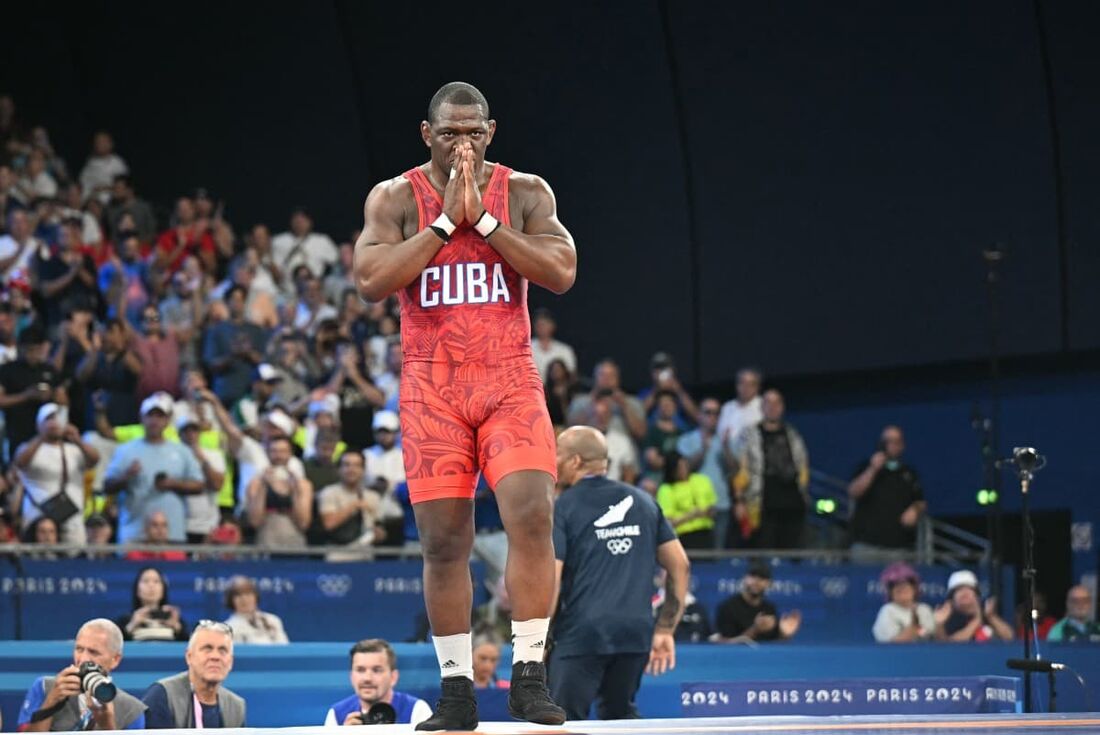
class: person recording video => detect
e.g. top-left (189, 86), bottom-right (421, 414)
top-left (17, 619), bottom-right (146, 731)
top-left (116, 567), bottom-right (188, 642)
top-left (323, 639), bottom-right (431, 726)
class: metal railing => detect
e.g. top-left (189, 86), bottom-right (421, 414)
top-left (0, 468), bottom-right (991, 566)
top-left (806, 468), bottom-right (991, 565)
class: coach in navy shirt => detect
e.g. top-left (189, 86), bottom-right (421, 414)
top-left (549, 426), bottom-right (690, 720)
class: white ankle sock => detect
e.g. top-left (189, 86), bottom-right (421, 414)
top-left (512, 617), bottom-right (550, 664)
top-left (432, 632), bottom-right (473, 680)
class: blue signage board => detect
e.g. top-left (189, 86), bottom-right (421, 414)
top-left (0, 558), bottom-right (485, 642)
top-left (681, 676), bottom-right (1022, 717)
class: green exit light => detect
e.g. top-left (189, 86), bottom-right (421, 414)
top-left (815, 498), bottom-right (837, 515)
top-left (977, 489), bottom-right (999, 506)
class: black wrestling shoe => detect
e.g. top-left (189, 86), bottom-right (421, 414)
top-left (415, 676), bottom-right (479, 731)
top-left (508, 661), bottom-right (566, 725)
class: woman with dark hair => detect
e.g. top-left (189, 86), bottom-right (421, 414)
top-left (116, 567), bottom-right (188, 641)
top-left (655, 450), bottom-right (717, 549)
top-left (23, 516), bottom-right (59, 544)
top-left (22, 516), bottom-right (60, 559)
top-left (223, 575), bottom-right (289, 644)
top-left (543, 359), bottom-right (578, 429)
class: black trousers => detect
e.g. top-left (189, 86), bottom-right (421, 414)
top-left (548, 649), bottom-right (649, 720)
top-left (677, 529), bottom-right (714, 550)
top-left (756, 509), bottom-right (805, 549)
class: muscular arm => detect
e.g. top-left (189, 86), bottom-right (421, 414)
top-left (484, 174), bottom-right (576, 295)
top-left (656, 539), bottom-right (690, 632)
top-left (353, 180), bottom-right (447, 302)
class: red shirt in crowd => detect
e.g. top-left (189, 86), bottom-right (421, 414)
top-left (154, 226), bottom-right (215, 273)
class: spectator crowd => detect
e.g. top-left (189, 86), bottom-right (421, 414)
top-left (0, 94), bottom-right (929, 561)
top-left (1, 95), bottom-right (1095, 656)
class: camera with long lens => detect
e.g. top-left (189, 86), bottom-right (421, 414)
top-left (78, 662), bottom-right (117, 703)
top-left (358, 702), bottom-right (396, 725)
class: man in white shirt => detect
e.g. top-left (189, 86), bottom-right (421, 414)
top-left (79, 131), bottom-right (129, 205)
top-left (13, 403), bottom-right (100, 544)
top-left (0, 209), bottom-right (41, 281)
top-left (16, 149), bottom-right (58, 201)
top-left (363, 410), bottom-right (407, 533)
top-left (364, 410), bottom-right (404, 491)
top-left (716, 367), bottom-right (764, 451)
top-left (271, 208), bottom-right (337, 287)
top-left (530, 309), bottom-right (576, 382)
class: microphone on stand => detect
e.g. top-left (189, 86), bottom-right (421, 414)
top-left (995, 447), bottom-right (1046, 474)
top-left (1007, 659), bottom-right (1064, 673)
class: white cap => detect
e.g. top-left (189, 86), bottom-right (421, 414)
top-left (140, 392), bottom-right (174, 418)
top-left (372, 410), bottom-right (399, 432)
top-left (263, 409), bottom-right (296, 438)
top-left (308, 393), bottom-right (341, 419)
top-left (255, 363), bottom-right (281, 383)
top-left (36, 402), bottom-right (63, 427)
top-left (175, 412), bottom-right (201, 431)
top-left (947, 570), bottom-right (979, 595)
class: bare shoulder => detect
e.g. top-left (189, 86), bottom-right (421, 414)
top-left (365, 174), bottom-right (415, 209)
top-left (505, 168), bottom-right (555, 198)
top-left (504, 169), bottom-right (557, 222)
top-left (363, 174), bottom-right (418, 234)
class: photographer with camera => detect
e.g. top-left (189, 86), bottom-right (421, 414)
top-left (323, 639), bottom-right (431, 726)
top-left (17, 618), bottom-right (146, 731)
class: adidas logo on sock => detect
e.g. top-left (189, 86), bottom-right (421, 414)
top-left (441, 660), bottom-right (458, 668)
top-left (530, 640), bottom-right (544, 649)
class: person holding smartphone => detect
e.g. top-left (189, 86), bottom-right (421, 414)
top-left (847, 425), bottom-right (926, 563)
top-left (116, 567), bottom-right (188, 642)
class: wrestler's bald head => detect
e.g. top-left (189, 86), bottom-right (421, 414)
top-left (555, 426), bottom-right (609, 489)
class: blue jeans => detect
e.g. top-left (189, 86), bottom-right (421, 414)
top-left (712, 509), bottom-right (731, 549)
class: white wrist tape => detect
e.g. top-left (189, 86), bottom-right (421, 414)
top-left (474, 211), bottom-right (499, 238)
top-left (431, 214), bottom-right (457, 236)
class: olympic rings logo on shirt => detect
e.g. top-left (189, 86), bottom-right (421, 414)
top-left (606, 538), bottom-right (633, 555)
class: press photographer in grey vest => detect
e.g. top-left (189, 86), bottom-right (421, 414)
top-left (17, 618), bottom-right (146, 731)
top-left (142, 620), bottom-right (246, 728)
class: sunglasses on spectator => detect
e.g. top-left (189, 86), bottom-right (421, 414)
top-left (195, 620), bottom-right (234, 637)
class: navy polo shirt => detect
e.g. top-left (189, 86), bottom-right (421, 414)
top-left (552, 476), bottom-right (676, 657)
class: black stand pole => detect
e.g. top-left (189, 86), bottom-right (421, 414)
top-left (1020, 469), bottom-right (1036, 713)
top-left (982, 246), bottom-right (1005, 601)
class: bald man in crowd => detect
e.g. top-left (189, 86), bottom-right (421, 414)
top-left (548, 427), bottom-right (690, 720)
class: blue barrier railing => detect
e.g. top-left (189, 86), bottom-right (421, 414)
top-left (0, 642), bottom-right (1095, 726)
